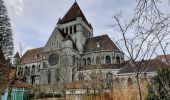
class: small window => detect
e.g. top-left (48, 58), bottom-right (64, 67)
top-left (78, 73), bottom-right (84, 81)
top-left (116, 56), bottom-right (120, 64)
top-left (106, 56), bottom-right (111, 64)
top-left (87, 57), bottom-right (91, 65)
top-left (74, 25), bottom-right (77, 33)
top-left (96, 56), bottom-right (101, 64)
top-left (70, 26), bottom-right (72, 34)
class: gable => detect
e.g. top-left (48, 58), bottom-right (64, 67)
top-left (45, 27), bottom-right (66, 49)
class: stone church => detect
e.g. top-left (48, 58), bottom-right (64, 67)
top-left (13, 2), bottom-right (164, 91)
top-left (14, 2), bottom-right (124, 86)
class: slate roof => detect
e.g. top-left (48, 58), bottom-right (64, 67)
top-left (59, 2), bottom-right (92, 29)
top-left (117, 59), bottom-right (167, 74)
top-left (21, 47), bottom-right (43, 64)
top-left (156, 54), bottom-right (170, 60)
top-left (84, 35), bottom-right (120, 53)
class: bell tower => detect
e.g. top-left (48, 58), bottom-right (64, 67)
top-left (57, 1), bottom-right (93, 53)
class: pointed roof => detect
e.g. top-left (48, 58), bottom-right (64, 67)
top-left (60, 2), bottom-right (92, 29)
top-left (21, 47), bottom-right (43, 64)
top-left (14, 52), bottom-right (20, 58)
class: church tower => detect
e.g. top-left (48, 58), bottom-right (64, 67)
top-left (57, 1), bottom-right (93, 53)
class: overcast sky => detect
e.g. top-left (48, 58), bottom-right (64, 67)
top-left (4, 0), bottom-right (169, 57)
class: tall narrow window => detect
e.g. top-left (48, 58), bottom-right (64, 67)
top-left (73, 55), bottom-right (75, 65)
top-left (48, 69), bottom-right (51, 84)
top-left (32, 65), bottom-right (35, 75)
top-left (25, 66), bottom-right (28, 76)
top-left (66, 27), bottom-right (68, 34)
top-left (70, 26), bottom-right (72, 34)
top-left (106, 72), bottom-right (113, 88)
top-left (74, 25), bottom-right (77, 33)
top-left (106, 56), bottom-right (111, 64)
top-left (55, 68), bottom-right (60, 82)
top-left (83, 58), bottom-right (86, 66)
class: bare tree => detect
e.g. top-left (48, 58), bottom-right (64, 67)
top-left (113, 0), bottom-right (170, 100)
top-left (59, 54), bottom-right (72, 99)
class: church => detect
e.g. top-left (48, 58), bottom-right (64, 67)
top-left (14, 2), bottom-right (164, 92)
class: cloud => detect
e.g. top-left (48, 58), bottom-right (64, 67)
top-left (5, 0), bottom-right (24, 16)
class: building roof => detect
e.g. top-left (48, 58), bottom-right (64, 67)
top-left (117, 59), bottom-right (167, 74)
top-left (84, 35), bottom-right (120, 53)
top-left (21, 47), bottom-right (43, 64)
top-left (155, 54), bottom-right (170, 60)
top-left (59, 2), bottom-right (92, 29)
top-left (79, 64), bottom-right (123, 71)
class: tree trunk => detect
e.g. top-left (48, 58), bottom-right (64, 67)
top-left (136, 74), bottom-right (142, 100)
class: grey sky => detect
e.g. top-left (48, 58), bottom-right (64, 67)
top-left (3, 0), bottom-right (142, 54)
top-left (4, 0), bottom-right (137, 54)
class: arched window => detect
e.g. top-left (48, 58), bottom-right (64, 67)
top-left (127, 77), bottom-right (132, 86)
top-left (55, 68), bottom-right (60, 82)
top-left (116, 56), bottom-right (120, 64)
top-left (32, 65), bottom-right (35, 75)
top-left (83, 58), bottom-right (86, 66)
top-left (48, 69), bottom-right (51, 84)
top-left (87, 57), bottom-right (91, 65)
top-left (78, 73), bottom-right (84, 81)
top-left (105, 56), bottom-right (111, 64)
top-left (96, 56), bottom-right (101, 64)
top-left (106, 72), bottom-right (113, 88)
